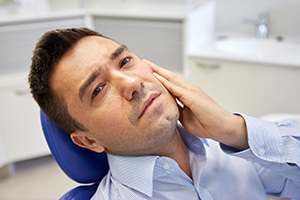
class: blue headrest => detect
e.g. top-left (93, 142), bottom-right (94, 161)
top-left (40, 110), bottom-right (109, 184)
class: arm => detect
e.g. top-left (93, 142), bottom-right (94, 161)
top-left (227, 114), bottom-right (300, 198)
top-left (146, 60), bottom-right (300, 197)
top-left (222, 113), bottom-right (300, 167)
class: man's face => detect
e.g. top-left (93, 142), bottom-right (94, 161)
top-left (51, 36), bottom-right (179, 156)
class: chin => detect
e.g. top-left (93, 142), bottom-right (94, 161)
top-left (159, 107), bottom-right (179, 132)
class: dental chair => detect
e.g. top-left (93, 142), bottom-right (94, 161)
top-left (40, 110), bottom-right (109, 200)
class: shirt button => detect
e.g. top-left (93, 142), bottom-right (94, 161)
top-left (163, 162), bottom-right (170, 170)
top-left (258, 147), bottom-right (266, 156)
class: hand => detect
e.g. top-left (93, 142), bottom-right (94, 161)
top-left (145, 60), bottom-right (248, 150)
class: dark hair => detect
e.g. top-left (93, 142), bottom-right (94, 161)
top-left (28, 27), bottom-right (107, 134)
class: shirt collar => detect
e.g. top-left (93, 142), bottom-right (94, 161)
top-left (107, 154), bottom-right (157, 197)
top-left (177, 124), bottom-right (208, 155)
top-left (106, 125), bottom-right (208, 197)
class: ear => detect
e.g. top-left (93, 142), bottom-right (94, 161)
top-left (70, 131), bottom-right (105, 153)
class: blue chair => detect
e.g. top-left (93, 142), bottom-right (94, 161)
top-left (40, 110), bottom-right (109, 200)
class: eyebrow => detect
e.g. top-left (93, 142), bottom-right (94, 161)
top-left (79, 44), bottom-right (128, 101)
top-left (110, 44), bottom-right (128, 60)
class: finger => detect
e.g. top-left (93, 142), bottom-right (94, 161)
top-left (179, 107), bottom-right (206, 137)
top-left (145, 59), bottom-right (180, 82)
top-left (143, 59), bottom-right (166, 74)
top-left (153, 72), bottom-right (186, 99)
top-left (153, 72), bottom-right (199, 111)
top-left (144, 59), bottom-right (193, 90)
top-left (154, 70), bottom-right (204, 108)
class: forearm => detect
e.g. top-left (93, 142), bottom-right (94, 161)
top-left (221, 114), bottom-right (300, 197)
top-left (237, 114), bottom-right (300, 165)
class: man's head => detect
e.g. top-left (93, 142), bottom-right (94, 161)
top-left (29, 28), bottom-right (179, 156)
top-left (29, 28), bottom-right (103, 134)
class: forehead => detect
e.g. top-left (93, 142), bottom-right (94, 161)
top-left (70, 36), bottom-right (119, 58)
top-left (56, 36), bottom-right (121, 73)
top-left (50, 36), bottom-right (120, 95)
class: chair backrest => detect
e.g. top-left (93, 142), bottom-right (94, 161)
top-left (40, 110), bottom-right (109, 199)
top-left (60, 184), bottom-right (100, 200)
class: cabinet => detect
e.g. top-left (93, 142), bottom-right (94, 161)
top-left (0, 73), bottom-right (49, 163)
top-left (93, 16), bottom-right (184, 73)
top-left (0, 15), bottom-right (86, 75)
top-left (188, 57), bottom-right (300, 117)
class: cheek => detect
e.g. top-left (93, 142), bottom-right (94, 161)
top-left (90, 99), bottom-right (130, 133)
top-left (92, 111), bottom-right (133, 150)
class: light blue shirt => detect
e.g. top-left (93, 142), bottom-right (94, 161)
top-left (91, 114), bottom-right (300, 199)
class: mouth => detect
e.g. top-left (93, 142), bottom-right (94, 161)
top-left (138, 92), bottom-right (161, 119)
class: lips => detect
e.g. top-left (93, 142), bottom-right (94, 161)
top-left (138, 92), bottom-right (160, 119)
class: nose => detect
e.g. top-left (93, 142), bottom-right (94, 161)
top-left (112, 71), bottom-right (144, 101)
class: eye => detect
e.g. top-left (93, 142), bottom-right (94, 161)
top-left (120, 57), bottom-right (131, 68)
top-left (92, 85), bottom-right (104, 99)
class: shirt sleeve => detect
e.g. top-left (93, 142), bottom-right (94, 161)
top-left (220, 114), bottom-right (300, 198)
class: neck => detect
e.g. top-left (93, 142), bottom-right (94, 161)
top-left (161, 129), bottom-right (192, 178)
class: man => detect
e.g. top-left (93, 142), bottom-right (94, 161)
top-left (28, 28), bottom-right (300, 199)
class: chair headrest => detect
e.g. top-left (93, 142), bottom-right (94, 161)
top-left (40, 110), bottom-right (109, 184)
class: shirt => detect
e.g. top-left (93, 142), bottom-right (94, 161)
top-left (91, 114), bottom-right (300, 200)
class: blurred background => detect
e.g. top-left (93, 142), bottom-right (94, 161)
top-left (0, 0), bottom-right (299, 199)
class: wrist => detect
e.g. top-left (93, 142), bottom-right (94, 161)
top-left (222, 114), bottom-right (249, 150)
